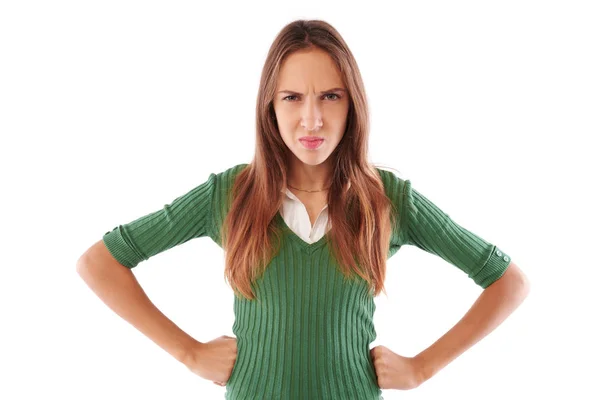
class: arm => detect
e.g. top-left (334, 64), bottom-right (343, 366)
top-left (414, 261), bottom-right (530, 383)
top-left (76, 240), bottom-right (199, 364)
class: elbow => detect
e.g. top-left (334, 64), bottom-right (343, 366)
top-left (76, 239), bottom-right (130, 279)
top-left (76, 254), bottom-right (93, 279)
top-left (505, 262), bottom-right (531, 300)
top-left (75, 240), bottom-right (104, 277)
top-left (76, 251), bottom-right (87, 272)
top-left (510, 261), bottom-right (531, 296)
top-left (489, 261), bottom-right (531, 298)
top-left (520, 271), bottom-right (531, 298)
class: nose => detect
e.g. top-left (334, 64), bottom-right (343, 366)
top-left (302, 119), bottom-right (323, 131)
top-left (301, 98), bottom-right (323, 131)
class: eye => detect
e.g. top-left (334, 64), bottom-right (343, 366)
top-left (324, 93), bottom-right (341, 100)
top-left (282, 93), bottom-right (341, 102)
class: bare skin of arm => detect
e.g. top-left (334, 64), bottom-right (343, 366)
top-left (76, 240), bottom-right (236, 385)
top-left (414, 262), bottom-right (530, 383)
top-left (371, 262), bottom-right (530, 390)
top-left (76, 240), bottom-right (199, 363)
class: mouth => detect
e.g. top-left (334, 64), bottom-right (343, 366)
top-left (299, 137), bottom-right (325, 150)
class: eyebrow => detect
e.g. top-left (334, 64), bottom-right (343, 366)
top-left (277, 88), bottom-right (347, 95)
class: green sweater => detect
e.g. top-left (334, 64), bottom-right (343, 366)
top-left (102, 163), bottom-right (511, 400)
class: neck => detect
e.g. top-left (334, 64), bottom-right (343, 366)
top-left (287, 157), bottom-right (332, 191)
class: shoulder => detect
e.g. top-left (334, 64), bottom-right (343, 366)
top-left (373, 166), bottom-right (419, 226)
top-left (211, 163), bottom-right (250, 189)
top-left (206, 163), bottom-right (250, 243)
top-left (374, 166), bottom-right (410, 196)
top-left (214, 163), bottom-right (249, 180)
top-left (209, 163), bottom-right (250, 204)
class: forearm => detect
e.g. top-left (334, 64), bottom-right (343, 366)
top-left (414, 263), bottom-right (530, 382)
top-left (76, 257), bottom-right (198, 364)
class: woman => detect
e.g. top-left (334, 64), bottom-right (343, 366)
top-left (77, 19), bottom-right (530, 400)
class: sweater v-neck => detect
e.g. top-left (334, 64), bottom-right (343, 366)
top-left (275, 212), bottom-right (329, 254)
top-left (102, 162), bottom-right (512, 400)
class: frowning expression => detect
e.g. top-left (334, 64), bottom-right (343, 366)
top-left (273, 47), bottom-right (350, 166)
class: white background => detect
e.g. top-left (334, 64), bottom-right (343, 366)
top-left (1, 0), bottom-right (598, 399)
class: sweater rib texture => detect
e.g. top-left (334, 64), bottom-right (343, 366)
top-left (103, 163), bottom-right (511, 399)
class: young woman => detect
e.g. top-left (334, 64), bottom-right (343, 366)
top-left (77, 19), bottom-right (529, 400)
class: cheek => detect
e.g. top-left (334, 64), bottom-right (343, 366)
top-left (277, 118), bottom-right (297, 136)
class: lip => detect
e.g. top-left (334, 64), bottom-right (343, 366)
top-left (299, 137), bottom-right (324, 150)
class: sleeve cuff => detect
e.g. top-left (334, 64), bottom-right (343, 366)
top-left (471, 246), bottom-right (511, 288)
top-left (102, 226), bottom-right (146, 269)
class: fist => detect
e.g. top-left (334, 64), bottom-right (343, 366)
top-left (370, 345), bottom-right (424, 390)
top-left (185, 335), bottom-right (238, 387)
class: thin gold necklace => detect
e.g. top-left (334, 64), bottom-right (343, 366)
top-left (287, 184), bottom-right (331, 193)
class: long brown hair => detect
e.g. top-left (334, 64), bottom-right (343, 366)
top-left (220, 19), bottom-right (397, 300)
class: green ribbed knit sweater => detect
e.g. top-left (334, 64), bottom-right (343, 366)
top-left (102, 163), bottom-right (511, 400)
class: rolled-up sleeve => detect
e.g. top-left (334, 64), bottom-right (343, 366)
top-left (402, 179), bottom-right (511, 288)
top-left (102, 172), bottom-right (217, 268)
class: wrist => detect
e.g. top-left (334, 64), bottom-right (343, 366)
top-left (413, 354), bottom-right (432, 384)
top-left (180, 339), bottom-right (203, 367)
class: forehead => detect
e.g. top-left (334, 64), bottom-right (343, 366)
top-left (277, 48), bottom-right (344, 87)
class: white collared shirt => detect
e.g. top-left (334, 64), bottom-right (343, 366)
top-left (279, 187), bottom-right (332, 244)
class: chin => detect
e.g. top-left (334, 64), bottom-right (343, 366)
top-left (295, 151), bottom-right (331, 166)
top-left (299, 159), bottom-right (324, 166)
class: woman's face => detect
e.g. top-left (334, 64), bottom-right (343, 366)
top-left (273, 47), bottom-right (350, 167)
